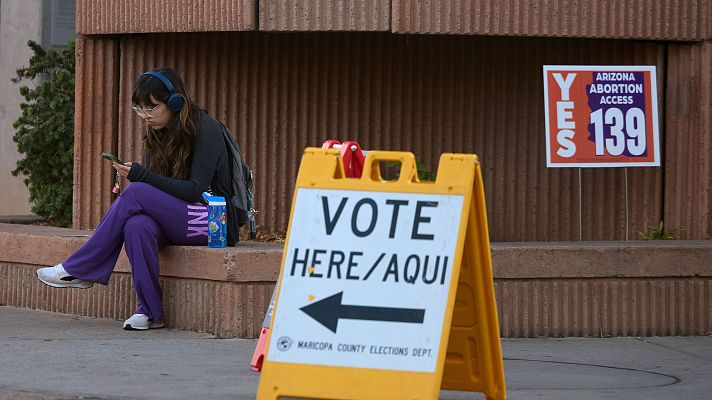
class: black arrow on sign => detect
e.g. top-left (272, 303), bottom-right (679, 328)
top-left (300, 291), bottom-right (425, 333)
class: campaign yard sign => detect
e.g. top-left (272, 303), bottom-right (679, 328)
top-left (543, 65), bottom-right (660, 168)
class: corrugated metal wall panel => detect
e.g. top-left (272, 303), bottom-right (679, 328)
top-left (76, 0), bottom-right (256, 34)
top-left (392, 0), bottom-right (711, 41)
top-left (73, 36), bottom-right (120, 230)
top-left (88, 33), bottom-right (664, 241)
top-left (494, 278), bottom-right (712, 337)
top-left (259, 0), bottom-right (390, 31)
top-left (664, 42), bottom-right (712, 239)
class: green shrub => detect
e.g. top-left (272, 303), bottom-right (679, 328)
top-left (12, 40), bottom-right (75, 227)
top-left (639, 221), bottom-right (677, 240)
top-left (384, 159), bottom-right (435, 181)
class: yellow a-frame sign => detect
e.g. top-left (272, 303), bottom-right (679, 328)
top-left (257, 149), bottom-right (506, 400)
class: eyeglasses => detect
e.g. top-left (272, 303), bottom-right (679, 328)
top-left (132, 104), bottom-right (161, 118)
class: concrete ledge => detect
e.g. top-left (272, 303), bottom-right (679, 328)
top-left (0, 215), bottom-right (43, 224)
top-left (493, 241), bottom-right (712, 279)
top-left (0, 223), bottom-right (282, 282)
top-left (0, 223), bottom-right (282, 338)
top-left (493, 241), bottom-right (712, 337)
top-left (1, 224), bottom-right (711, 338)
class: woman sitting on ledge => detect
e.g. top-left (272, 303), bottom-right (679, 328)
top-left (37, 67), bottom-right (238, 331)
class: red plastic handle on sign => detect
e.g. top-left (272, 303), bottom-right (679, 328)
top-left (339, 141), bottom-right (364, 178)
top-left (322, 139), bottom-right (341, 149)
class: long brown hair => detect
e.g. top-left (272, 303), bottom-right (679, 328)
top-left (131, 67), bottom-right (201, 180)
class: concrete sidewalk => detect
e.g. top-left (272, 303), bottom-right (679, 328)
top-left (1, 307), bottom-right (710, 400)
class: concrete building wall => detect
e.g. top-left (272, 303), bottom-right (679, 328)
top-left (392, 0), bottom-right (711, 40)
top-left (74, 33), bottom-right (671, 241)
top-left (75, 0), bottom-right (712, 40)
top-left (3, 224), bottom-right (711, 338)
top-left (664, 41), bottom-right (712, 239)
top-left (70, 1), bottom-right (712, 240)
top-left (75, 0), bottom-right (255, 34)
top-left (0, 0), bottom-right (75, 218)
top-left (0, 0), bottom-right (43, 216)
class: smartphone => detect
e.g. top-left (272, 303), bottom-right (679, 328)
top-left (101, 152), bottom-right (125, 165)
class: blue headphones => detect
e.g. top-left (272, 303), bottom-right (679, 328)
top-left (142, 71), bottom-right (185, 112)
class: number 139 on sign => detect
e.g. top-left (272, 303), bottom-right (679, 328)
top-left (544, 65), bottom-right (660, 168)
top-left (591, 107), bottom-right (647, 156)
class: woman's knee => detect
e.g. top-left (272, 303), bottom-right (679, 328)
top-left (120, 182), bottom-right (158, 201)
top-left (124, 214), bottom-right (160, 238)
top-left (120, 183), bottom-right (170, 211)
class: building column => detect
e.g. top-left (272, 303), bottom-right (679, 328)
top-left (73, 35), bottom-right (120, 229)
top-left (664, 40), bottom-right (712, 239)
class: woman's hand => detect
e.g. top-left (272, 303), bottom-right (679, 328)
top-left (113, 162), bottom-right (133, 177)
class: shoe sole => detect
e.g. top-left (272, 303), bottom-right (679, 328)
top-left (123, 323), bottom-right (165, 331)
top-left (36, 271), bottom-right (93, 289)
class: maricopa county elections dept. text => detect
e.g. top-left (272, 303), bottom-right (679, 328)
top-left (287, 195), bottom-right (452, 286)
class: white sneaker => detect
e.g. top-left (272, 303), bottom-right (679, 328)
top-left (36, 264), bottom-right (93, 289)
top-left (123, 314), bottom-right (165, 331)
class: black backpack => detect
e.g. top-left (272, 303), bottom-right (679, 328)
top-left (218, 122), bottom-right (256, 240)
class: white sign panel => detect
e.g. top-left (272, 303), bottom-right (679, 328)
top-left (267, 188), bottom-right (464, 373)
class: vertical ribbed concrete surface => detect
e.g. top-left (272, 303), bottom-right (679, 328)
top-left (495, 278), bottom-right (712, 338)
top-left (73, 36), bottom-right (120, 230)
top-left (0, 263), bottom-right (273, 338)
top-left (75, 33), bottom-right (673, 240)
top-left (76, 0), bottom-right (256, 34)
top-left (664, 41), bottom-right (712, 239)
top-left (76, 0), bottom-right (710, 39)
top-left (392, 0), bottom-right (711, 40)
top-left (4, 262), bottom-right (710, 338)
top-left (259, 0), bottom-right (390, 31)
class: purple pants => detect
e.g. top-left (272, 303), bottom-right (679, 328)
top-left (63, 182), bottom-right (208, 321)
